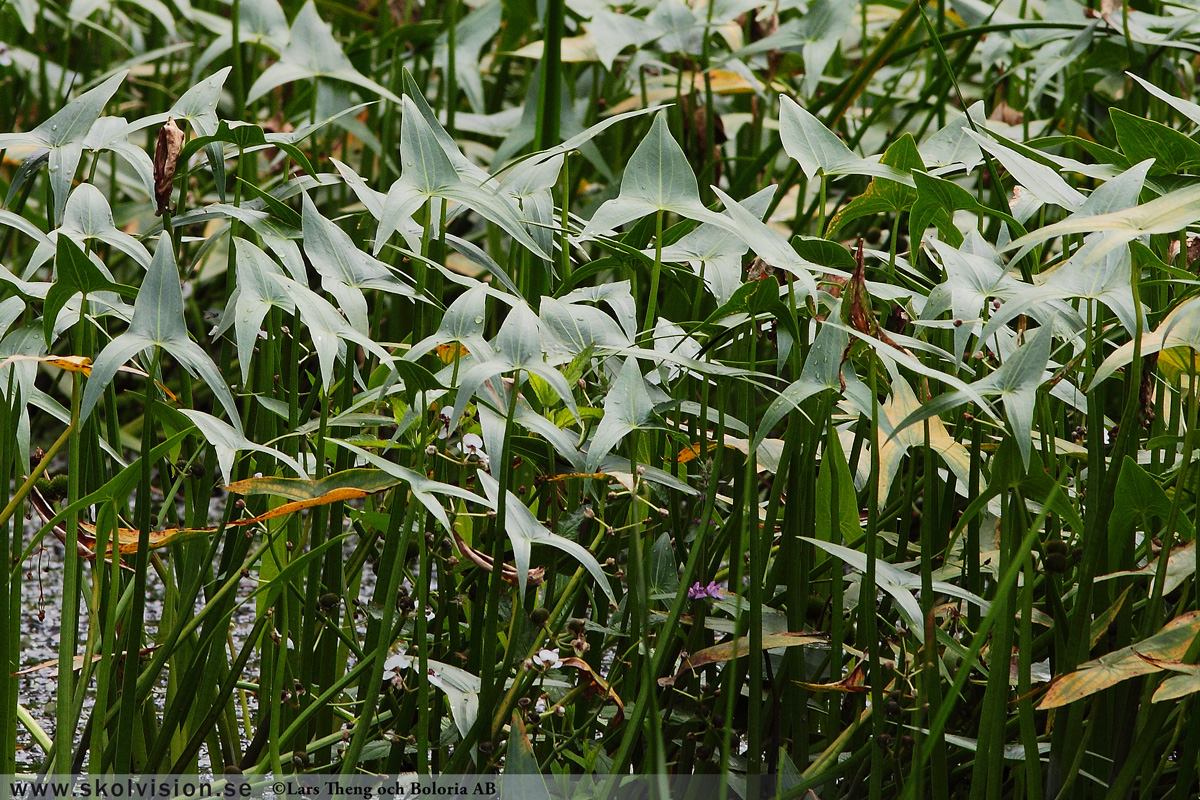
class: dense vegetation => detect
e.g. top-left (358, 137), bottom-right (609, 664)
top-left (4, 0), bottom-right (1200, 795)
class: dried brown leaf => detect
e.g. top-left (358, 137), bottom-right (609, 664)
top-left (153, 118), bottom-right (184, 216)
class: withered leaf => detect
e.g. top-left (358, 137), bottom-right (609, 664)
top-left (452, 531), bottom-right (545, 587)
top-left (154, 118), bottom-right (184, 216)
top-left (560, 656), bottom-right (625, 725)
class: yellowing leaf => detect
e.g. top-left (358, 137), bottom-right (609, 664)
top-left (510, 34), bottom-right (598, 62)
top-left (1129, 653), bottom-right (1200, 703)
top-left (605, 70), bottom-right (761, 116)
top-left (226, 467), bottom-right (403, 501)
top-left (11, 648), bottom-right (157, 678)
top-left (796, 661), bottom-right (869, 693)
top-left (0, 354), bottom-right (178, 400)
top-left (79, 522), bottom-right (217, 554)
top-left (560, 656), bottom-right (625, 724)
top-left (546, 471), bottom-right (636, 492)
top-left (436, 342), bottom-right (470, 363)
top-left (677, 442), bottom-right (718, 463)
top-left (1154, 673), bottom-right (1200, 703)
top-left (2, 145), bottom-right (43, 165)
top-left (699, 69), bottom-right (760, 95)
top-left (1157, 346), bottom-right (1200, 384)
top-left (32, 469), bottom-right (417, 558)
top-left (878, 377), bottom-right (974, 499)
top-left (660, 632), bottom-right (827, 686)
top-left (1038, 611), bottom-right (1200, 709)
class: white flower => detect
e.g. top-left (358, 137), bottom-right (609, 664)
top-left (381, 647), bottom-right (412, 682)
top-left (456, 433), bottom-right (488, 466)
top-left (531, 648), bottom-right (562, 670)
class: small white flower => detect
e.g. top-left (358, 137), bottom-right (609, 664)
top-left (381, 647), bottom-right (412, 682)
top-left (413, 599), bottom-right (437, 622)
top-left (455, 433), bottom-right (489, 466)
top-left (531, 648), bottom-right (562, 670)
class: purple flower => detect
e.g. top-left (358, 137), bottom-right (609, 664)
top-left (688, 581), bottom-right (723, 600)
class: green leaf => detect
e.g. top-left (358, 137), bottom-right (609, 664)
top-left (540, 296), bottom-right (631, 355)
top-left (1093, 295), bottom-right (1200, 387)
top-left (44, 235), bottom-right (124, 344)
top-left (804, 537), bottom-right (990, 644)
top-left (1127, 72), bottom-right (1200, 134)
top-left (710, 186), bottom-right (818, 296)
top-left (649, 532), bottom-right (680, 596)
top-left (333, 441), bottom-right (481, 533)
top-left (1111, 108), bottom-right (1200, 175)
top-left (791, 236), bottom-right (856, 273)
top-left (29, 71), bottom-right (128, 149)
top-left (182, 409), bottom-right (304, 484)
top-left (910, 172), bottom-right (984, 247)
top-left (477, 471), bottom-right (615, 603)
top-left (796, 0), bottom-right (855, 97)
top-left (586, 357), bottom-right (655, 472)
top-left (407, 284), bottom-right (491, 361)
top-left (1007, 180), bottom-right (1200, 263)
top-left (397, 96), bottom-right (551, 260)
top-left (964, 129), bottom-right (1085, 211)
top-left (400, 69), bottom-right (489, 183)
top-left (615, 110), bottom-right (699, 210)
top-left (814, 426), bottom-right (858, 561)
top-left (57, 183), bottom-right (151, 269)
top-left (778, 94), bottom-right (912, 184)
top-left (80, 234), bottom-right (239, 426)
top-left (756, 319), bottom-right (864, 444)
top-left (7, 0), bottom-right (37, 31)
top-left (300, 193), bottom-right (415, 332)
top-left (432, 0), bottom-right (501, 114)
top-left (179, 119), bottom-right (316, 177)
top-left (224, 238), bottom-right (296, 383)
top-left (424, 661), bottom-right (480, 739)
top-left (399, 96), bottom-right (458, 193)
top-left (925, 237), bottom-right (1026, 365)
top-left (0, 71), bottom-right (127, 224)
top-left (779, 94), bottom-right (855, 179)
top-left (893, 323), bottom-right (1053, 468)
top-left (583, 111), bottom-right (746, 239)
top-left (246, 1), bottom-right (403, 105)
top-left (390, 361), bottom-right (444, 405)
top-left (827, 134), bottom-right (924, 237)
top-left (505, 714), bottom-right (546, 779)
top-left (193, 0), bottom-right (290, 77)
top-left (281, 272), bottom-right (393, 389)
